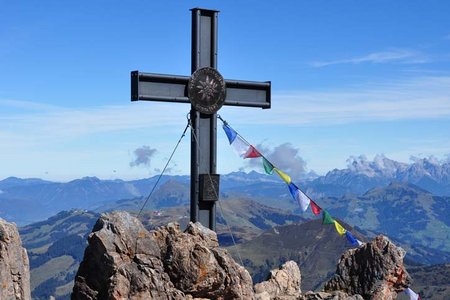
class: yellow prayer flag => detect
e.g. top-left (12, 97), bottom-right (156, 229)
top-left (274, 168), bottom-right (291, 184)
top-left (334, 220), bottom-right (346, 236)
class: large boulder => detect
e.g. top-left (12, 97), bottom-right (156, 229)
top-left (0, 218), bottom-right (31, 300)
top-left (324, 235), bottom-right (411, 299)
top-left (71, 212), bottom-right (254, 299)
top-left (154, 222), bottom-right (254, 299)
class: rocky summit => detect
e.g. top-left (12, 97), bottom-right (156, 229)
top-left (0, 218), bottom-right (31, 300)
top-left (324, 235), bottom-right (411, 299)
top-left (70, 211), bottom-right (414, 300)
top-left (71, 211), bottom-right (254, 299)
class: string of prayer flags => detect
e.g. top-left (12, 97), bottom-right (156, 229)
top-left (221, 119), bottom-right (362, 250)
top-left (244, 145), bottom-right (261, 159)
top-left (221, 118), bottom-right (419, 299)
top-left (310, 200), bottom-right (322, 215)
top-left (404, 288), bottom-right (421, 300)
top-left (288, 183), bottom-right (311, 212)
top-left (263, 158), bottom-right (275, 175)
top-left (275, 168), bottom-right (291, 184)
top-left (322, 210), bottom-right (335, 225)
top-left (334, 220), bottom-right (346, 235)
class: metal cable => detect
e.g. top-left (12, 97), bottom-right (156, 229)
top-left (136, 120), bottom-right (190, 220)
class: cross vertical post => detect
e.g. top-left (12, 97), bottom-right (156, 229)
top-left (190, 8), bottom-right (218, 230)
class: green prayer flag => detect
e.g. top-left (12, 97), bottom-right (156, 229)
top-left (322, 210), bottom-right (335, 225)
top-left (263, 157), bottom-right (274, 175)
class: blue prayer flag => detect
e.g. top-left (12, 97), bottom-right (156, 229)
top-left (288, 183), bottom-right (299, 199)
top-left (345, 231), bottom-right (359, 247)
top-left (222, 124), bottom-right (237, 144)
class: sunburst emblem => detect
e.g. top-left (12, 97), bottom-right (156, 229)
top-left (197, 76), bottom-right (218, 101)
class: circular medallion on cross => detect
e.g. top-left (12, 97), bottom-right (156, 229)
top-left (188, 67), bottom-right (226, 114)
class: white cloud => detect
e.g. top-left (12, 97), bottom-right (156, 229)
top-left (0, 99), bottom-right (60, 111)
top-left (221, 75), bottom-right (450, 126)
top-left (2, 75), bottom-right (450, 148)
top-left (311, 49), bottom-right (428, 67)
top-left (1, 75), bottom-right (450, 153)
top-left (1, 75), bottom-right (450, 145)
top-left (0, 100), bottom-right (190, 142)
top-left (245, 143), bottom-right (307, 180)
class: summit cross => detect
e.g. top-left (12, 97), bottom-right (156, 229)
top-left (131, 8), bottom-right (271, 231)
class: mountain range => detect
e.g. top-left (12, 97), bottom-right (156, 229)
top-left (2, 155), bottom-right (449, 225)
top-left (4, 154), bottom-right (449, 299)
top-left (307, 155), bottom-right (450, 197)
top-left (314, 182), bottom-right (450, 264)
top-left (3, 155), bottom-right (450, 264)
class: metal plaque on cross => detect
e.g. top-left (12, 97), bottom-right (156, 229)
top-left (188, 67), bottom-right (226, 114)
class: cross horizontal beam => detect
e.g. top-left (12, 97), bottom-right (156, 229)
top-left (131, 71), bottom-right (271, 109)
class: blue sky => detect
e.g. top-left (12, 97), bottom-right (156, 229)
top-left (1, 1), bottom-right (450, 181)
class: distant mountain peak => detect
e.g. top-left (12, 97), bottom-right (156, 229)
top-left (67, 176), bottom-right (102, 184)
top-left (362, 181), bottom-right (432, 198)
top-left (0, 176), bottom-right (53, 189)
top-left (313, 154), bottom-right (450, 196)
top-left (80, 176), bottom-right (101, 181)
top-left (345, 154), bottom-right (408, 178)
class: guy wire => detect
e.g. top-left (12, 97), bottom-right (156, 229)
top-left (136, 119), bottom-right (190, 220)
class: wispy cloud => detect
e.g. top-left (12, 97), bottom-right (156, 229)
top-left (311, 49), bottom-right (428, 67)
top-left (1, 76), bottom-right (450, 145)
top-left (0, 99), bottom-right (61, 111)
top-left (0, 100), bottom-right (191, 180)
top-left (222, 75), bottom-right (450, 126)
top-left (0, 100), bottom-right (190, 142)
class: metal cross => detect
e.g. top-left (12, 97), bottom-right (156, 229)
top-left (131, 8), bottom-right (271, 231)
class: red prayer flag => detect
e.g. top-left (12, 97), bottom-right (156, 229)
top-left (244, 145), bottom-right (261, 158)
top-left (310, 200), bottom-right (322, 215)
